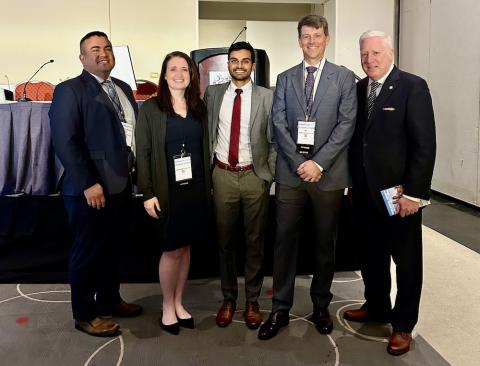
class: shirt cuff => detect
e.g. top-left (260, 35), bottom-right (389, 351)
top-left (403, 194), bottom-right (431, 207)
top-left (313, 161), bottom-right (323, 172)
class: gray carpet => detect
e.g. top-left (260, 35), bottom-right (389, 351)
top-left (0, 274), bottom-right (450, 365)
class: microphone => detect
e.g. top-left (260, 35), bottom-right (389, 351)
top-left (4, 74), bottom-right (11, 91)
top-left (3, 74), bottom-right (14, 101)
top-left (231, 26), bottom-right (247, 45)
top-left (18, 59), bottom-right (54, 102)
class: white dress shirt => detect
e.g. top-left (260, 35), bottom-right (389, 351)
top-left (302, 58), bottom-right (327, 172)
top-left (303, 57), bottom-right (327, 111)
top-left (367, 63), bottom-right (394, 96)
top-left (89, 72), bottom-right (136, 152)
top-left (215, 80), bottom-right (253, 167)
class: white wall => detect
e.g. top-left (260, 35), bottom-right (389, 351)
top-left (199, 20), bottom-right (246, 49)
top-left (327, 0), bottom-right (395, 77)
top-left (246, 21), bottom-right (300, 87)
top-left (398, 0), bottom-right (431, 80)
top-left (0, 0), bottom-right (198, 85)
top-left (323, 0), bottom-right (336, 63)
top-left (400, 0), bottom-right (480, 206)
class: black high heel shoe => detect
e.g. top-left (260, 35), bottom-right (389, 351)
top-left (159, 318), bottom-right (180, 335)
top-left (177, 316), bottom-right (195, 329)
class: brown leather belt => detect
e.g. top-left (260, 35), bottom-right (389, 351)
top-left (214, 158), bottom-right (253, 172)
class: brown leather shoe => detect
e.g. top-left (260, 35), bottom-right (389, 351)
top-left (343, 308), bottom-right (389, 323)
top-left (75, 316), bottom-right (120, 337)
top-left (99, 301), bottom-right (142, 317)
top-left (216, 300), bottom-right (236, 327)
top-left (343, 308), bottom-right (370, 322)
top-left (244, 302), bottom-right (262, 329)
top-left (387, 332), bottom-right (412, 356)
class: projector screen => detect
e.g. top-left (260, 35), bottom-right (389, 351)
top-left (111, 45), bottom-right (137, 90)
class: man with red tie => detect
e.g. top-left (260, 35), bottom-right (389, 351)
top-left (204, 42), bottom-right (275, 330)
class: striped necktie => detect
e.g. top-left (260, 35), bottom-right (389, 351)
top-left (305, 66), bottom-right (317, 112)
top-left (367, 81), bottom-right (380, 118)
top-left (103, 80), bottom-right (125, 122)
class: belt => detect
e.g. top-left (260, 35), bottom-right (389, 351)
top-left (214, 158), bottom-right (253, 172)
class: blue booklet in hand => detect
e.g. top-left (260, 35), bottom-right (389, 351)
top-left (380, 186), bottom-right (403, 216)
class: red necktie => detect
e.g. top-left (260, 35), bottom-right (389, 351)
top-left (228, 88), bottom-right (243, 167)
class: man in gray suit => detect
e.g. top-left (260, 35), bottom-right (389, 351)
top-left (204, 42), bottom-right (275, 330)
top-left (258, 15), bottom-right (357, 340)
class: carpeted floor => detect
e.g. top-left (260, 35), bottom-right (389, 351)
top-left (0, 274), bottom-right (450, 366)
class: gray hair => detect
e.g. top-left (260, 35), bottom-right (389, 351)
top-left (359, 30), bottom-right (393, 48)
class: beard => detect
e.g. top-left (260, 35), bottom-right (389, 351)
top-left (230, 68), bottom-right (251, 82)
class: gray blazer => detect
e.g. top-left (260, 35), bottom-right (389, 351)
top-left (204, 82), bottom-right (276, 183)
top-left (272, 61), bottom-right (357, 190)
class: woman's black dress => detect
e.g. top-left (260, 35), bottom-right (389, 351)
top-left (163, 112), bottom-right (207, 251)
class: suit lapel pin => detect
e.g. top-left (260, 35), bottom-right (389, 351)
top-left (389, 85), bottom-right (393, 90)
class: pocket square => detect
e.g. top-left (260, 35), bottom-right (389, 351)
top-left (382, 107), bottom-right (396, 111)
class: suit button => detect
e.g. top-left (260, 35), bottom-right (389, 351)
top-left (363, 143), bottom-right (368, 147)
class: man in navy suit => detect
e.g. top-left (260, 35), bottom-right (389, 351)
top-left (345, 30), bottom-right (436, 355)
top-left (50, 31), bottom-right (142, 337)
top-left (258, 15), bottom-right (357, 340)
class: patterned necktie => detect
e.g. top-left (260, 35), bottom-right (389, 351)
top-left (228, 88), bottom-right (243, 167)
top-left (367, 81), bottom-right (380, 118)
top-left (305, 66), bottom-right (318, 113)
top-left (103, 80), bottom-right (125, 122)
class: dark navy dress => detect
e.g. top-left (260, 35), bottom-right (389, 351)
top-left (164, 113), bottom-right (207, 251)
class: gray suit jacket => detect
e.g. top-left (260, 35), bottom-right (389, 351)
top-left (204, 81), bottom-right (276, 183)
top-left (272, 61), bottom-right (357, 190)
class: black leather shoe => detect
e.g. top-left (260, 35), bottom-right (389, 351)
top-left (258, 312), bottom-right (289, 340)
top-left (177, 316), bottom-right (195, 329)
top-left (310, 308), bottom-right (333, 334)
top-left (159, 319), bottom-right (180, 335)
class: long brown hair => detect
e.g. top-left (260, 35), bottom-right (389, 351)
top-left (156, 51), bottom-right (204, 119)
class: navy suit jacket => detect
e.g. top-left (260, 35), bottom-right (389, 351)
top-left (49, 70), bottom-right (138, 196)
top-left (349, 66), bottom-right (436, 213)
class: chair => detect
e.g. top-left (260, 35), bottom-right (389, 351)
top-left (15, 81), bottom-right (55, 101)
top-left (133, 79), bottom-right (157, 100)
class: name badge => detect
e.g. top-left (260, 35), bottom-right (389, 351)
top-left (297, 120), bottom-right (316, 145)
top-left (297, 120), bottom-right (315, 156)
top-left (121, 122), bottom-right (133, 147)
top-left (173, 154), bottom-right (192, 184)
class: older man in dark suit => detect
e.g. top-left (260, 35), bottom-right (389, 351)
top-left (258, 15), bottom-right (357, 340)
top-left (49, 31), bottom-right (142, 337)
top-left (345, 30), bottom-right (436, 355)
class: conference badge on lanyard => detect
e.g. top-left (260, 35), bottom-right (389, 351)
top-left (296, 118), bottom-right (316, 157)
top-left (121, 122), bottom-right (133, 147)
top-left (173, 143), bottom-right (192, 185)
